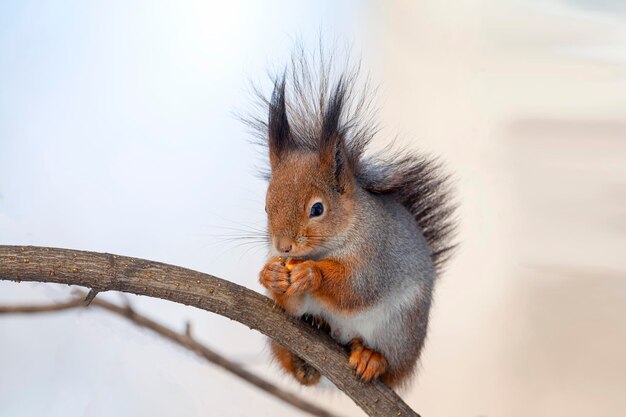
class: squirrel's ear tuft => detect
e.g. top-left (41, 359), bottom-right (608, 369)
top-left (268, 76), bottom-right (291, 167)
top-left (320, 79), bottom-right (351, 194)
top-left (320, 77), bottom-right (346, 152)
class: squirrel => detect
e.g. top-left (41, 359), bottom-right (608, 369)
top-left (249, 53), bottom-right (456, 389)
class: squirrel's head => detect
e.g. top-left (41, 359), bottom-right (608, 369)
top-left (264, 78), bottom-right (356, 258)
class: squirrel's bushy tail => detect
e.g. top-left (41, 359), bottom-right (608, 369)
top-left (244, 47), bottom-right (457, 272)
top-left (358, 152), bottom-right (457, 272)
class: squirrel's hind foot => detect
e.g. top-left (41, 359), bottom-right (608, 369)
top-left (271, 341), bottom-right (321, 386)
top-left (292, 357), bottom-right (321, 386)
top-left (349, 338), bottom-right (388, 382)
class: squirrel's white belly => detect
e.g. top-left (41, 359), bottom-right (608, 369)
top-left (297, 281), bottom-right (422, 349)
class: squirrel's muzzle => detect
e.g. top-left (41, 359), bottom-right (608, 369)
top-left (275, 236), bottom-right (293, 253)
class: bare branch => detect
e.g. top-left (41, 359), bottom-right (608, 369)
top-left (0, 295), bottom-right (341, 417)
top-left (0, 245), bottom-right (419, 417)
top-left (0, 299), bottom-right (84, 313)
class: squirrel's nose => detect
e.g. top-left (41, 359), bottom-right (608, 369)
top-left (276, 237), bottom-right (293, 253)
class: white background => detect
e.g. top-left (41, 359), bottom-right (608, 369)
top-left (1, 1), bottom-right (625, 416)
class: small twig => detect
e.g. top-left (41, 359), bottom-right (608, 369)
top-left (0, 295), bottom-right (342, 417)
top-left (83, 288), bottom-right (99, 306)
top-left (0, 299), bottom-right (84, 314)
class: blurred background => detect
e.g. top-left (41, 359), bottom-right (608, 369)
top-left (1, 1), bottom-right (625, 416)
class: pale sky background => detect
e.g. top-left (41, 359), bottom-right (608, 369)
top-left (1, 1), bottom-right (625, 417)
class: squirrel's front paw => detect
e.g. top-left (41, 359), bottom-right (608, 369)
top-left (285, 260), bottom-right (321, 295)
top-left (259, 258), bottom-right (321, 296)
top-left (259, 258), bottom-right (291, 294)
top-left (349, 338), bottom-right (388, 382)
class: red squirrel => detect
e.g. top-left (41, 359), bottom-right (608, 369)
top-left (251, 54), bottom-right (456, 389)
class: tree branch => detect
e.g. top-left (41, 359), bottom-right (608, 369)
top-left (0, 245), bottom-right (419, 417)
top-left (0, 294), bottom-right (342, 417)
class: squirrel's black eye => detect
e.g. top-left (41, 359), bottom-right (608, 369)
top-left (310, 202), bottom-right (324, 218)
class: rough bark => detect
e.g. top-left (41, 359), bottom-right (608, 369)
top-left (0, 245), bottom-right (419, 417)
